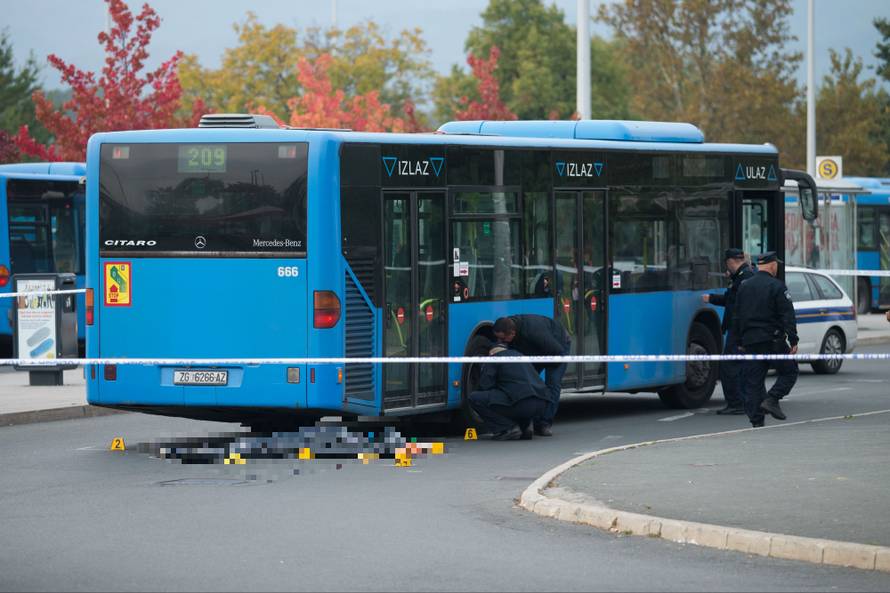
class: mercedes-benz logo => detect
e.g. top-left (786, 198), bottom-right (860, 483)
top-left (195, 235), bottom-right (207, 249)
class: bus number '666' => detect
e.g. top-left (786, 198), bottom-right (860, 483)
top-left (277, 266), bottom-right (299, 278)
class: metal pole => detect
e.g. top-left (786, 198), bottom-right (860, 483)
top-left (577, 0), bottom-right (591, 119)
top-left (807, 0), bottom-right (816, 175)
top-left (332, 0), bottom-right (337, 28)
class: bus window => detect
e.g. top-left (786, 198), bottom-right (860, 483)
top-left (858, 207), bottom-right (876, 250)
top-left (523, 192), bottom-right (551, 297)
top-left (99, 143), bottom-right (308, 255)
top-left (610, 190), bottom-right (670, 292)
top-left (743, 198), bottom-right (770, 256)
top-left (7, 179), bottom-right (83, 275)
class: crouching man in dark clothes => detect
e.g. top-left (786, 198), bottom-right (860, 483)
top-left (493, 314), bottom-right (571, 436)
top-left (468, 343), bottom-right (556, 441)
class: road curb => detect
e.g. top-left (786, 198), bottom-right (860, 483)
top-left (0, 404), bottom-right (126, 427)
top-left (519, 409), bottom-right (890, 573)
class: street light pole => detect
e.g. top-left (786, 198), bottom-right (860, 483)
top-left (807, 0), bottom-right (816, 175)
top-left (577, 0), bottom-right (591, 120)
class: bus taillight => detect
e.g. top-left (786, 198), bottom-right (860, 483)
top-left (86, 288), bottom-right (94, 326)
top-left (313, 291), bottom-right (341, 329)
top-left (0, 265), bottom-right (9, 287)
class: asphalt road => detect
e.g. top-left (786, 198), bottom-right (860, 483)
top-left (2, 347), bottom-right (890, 591)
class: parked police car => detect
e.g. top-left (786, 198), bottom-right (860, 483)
top-left (785, 266), bottom-right (857, 374)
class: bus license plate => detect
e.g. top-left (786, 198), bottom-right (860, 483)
top-left (174, 370), bottom-right (228, 386)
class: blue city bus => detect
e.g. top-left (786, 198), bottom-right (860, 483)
top-left (85, 115), bottom-right (814, 426)
top-left (845, 177), bottom-right (890, 313)
top-left (0, 162), bottom-right (87, 356)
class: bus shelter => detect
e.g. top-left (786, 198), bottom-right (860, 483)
top-left (783, 178), bottom-right (865, 297)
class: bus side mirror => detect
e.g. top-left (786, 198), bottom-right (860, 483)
top-left (781, 168), bottom-right (818, 222)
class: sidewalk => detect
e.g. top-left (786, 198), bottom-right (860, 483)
top-left (0, 368), bottom-right (119, 426)
top-left (523, 412), bottom-right (890, 572)
top-left (856, 313), bottom-right (890, 346)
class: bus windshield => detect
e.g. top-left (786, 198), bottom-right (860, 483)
top-left (99, 142), bottom-right (308, 256)
top-left (6, 179), bottom-right (84, 275)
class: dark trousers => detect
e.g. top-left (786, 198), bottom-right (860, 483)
top-left (534, 339), bottom-right (571, 426)
top-left (469, 390), bottom-right (547, 434)
top-left (740, 341), bottom-right (799, 424)
top-left (720, 333), bottom-right (744, 409)
top-left (768, 342), bottom-right (799, 400)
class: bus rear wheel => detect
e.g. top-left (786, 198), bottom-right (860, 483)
top-left (657, 322), bottom-right (718, 409)
top-left (447, 335), bottom-right (492, 434)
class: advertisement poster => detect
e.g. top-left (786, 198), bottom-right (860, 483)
top-left (16, 278), bottom-right (57, 363)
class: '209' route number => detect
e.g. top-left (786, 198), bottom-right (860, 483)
top-left (277, 266), bottom-right (299, 278)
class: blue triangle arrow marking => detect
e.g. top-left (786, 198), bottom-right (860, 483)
top-left (429, 157), bottom-right (444, 177)
top-left (556, 161), bottom-right (566, 176)
top-left (382, 156), bottom-right (397, 177)
top-left (594, 162), bottom-right (603, 177)
top-left (767, 165), bottom-right (777, 181)
top-left (735, 163), bottom-right (746, 181)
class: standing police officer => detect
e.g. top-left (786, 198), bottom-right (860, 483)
top-left (734, 252), bottom-right (799, 427)
top-left (702, 248), bottom-right (754, 415)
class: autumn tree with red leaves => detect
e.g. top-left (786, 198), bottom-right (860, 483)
top-left (262, 54), bottom-right (420, 132)
top-left (454, 47), bottom-right (516, 121)
top-left (15, 0), bottom-right (200, 161)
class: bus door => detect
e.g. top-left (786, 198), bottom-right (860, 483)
top-left (737, 190), bottom-right (786, 267)
top-left (554, 191), bottom-right (606, 389)
top-left (382, 191), bottom-right (448, 410)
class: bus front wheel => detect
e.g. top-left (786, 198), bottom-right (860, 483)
top-left (657, 322), bottom-right (718, 409)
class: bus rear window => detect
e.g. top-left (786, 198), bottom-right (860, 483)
top-left (99, 142), bottom-right (308, 256)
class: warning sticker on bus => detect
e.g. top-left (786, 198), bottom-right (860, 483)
top-left (105, 262), bottom-right (132, 307)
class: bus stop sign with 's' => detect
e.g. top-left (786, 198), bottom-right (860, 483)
top-left (817, 156), bottom-right (842, 180)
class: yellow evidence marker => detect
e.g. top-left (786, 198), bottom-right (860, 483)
top-left (224, 453), bottom-right (246, 465)
top-left (110, 437), bottom-right (126, 451)
top-left (464, 428), bottom-right (478, 441)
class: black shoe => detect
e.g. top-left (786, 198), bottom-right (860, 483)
top-left (520, 423), bottom-right (534, 440)
top-left (716, 406), bottom-right (746, 415)
top-left (760, 397), bottom-right (787, 420)
top-left (492, 426), bottom-right (522, 441)
top-left (751, 421), bottom-right (765, 428)
top-left (533, 423), bottom-right (553, 437)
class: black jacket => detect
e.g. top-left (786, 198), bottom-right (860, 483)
top-left (707, 263), bottom-right (755, 334)
top-left (477, 348), bottom-right (554, 405)
top-left (509, 314), bottom-right (571, 357)
top-left (733, 271), bottom-right (799, 347)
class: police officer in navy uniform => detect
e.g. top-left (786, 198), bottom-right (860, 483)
top-left (493, 314), bottom-right (572, 436)
top-left (702, 248), bottom-right (755, 415)
top-left (469, 343), bottom-right (556, 440)
top-left (734, 252), bottom-right (799, 427)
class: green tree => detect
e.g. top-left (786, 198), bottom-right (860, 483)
top-left (0, 30), bottom-right (49, 161)
top-left (599, 0), bottom-right (803, 163)
top-left (816, 49), bottom-right (889, 176)
top-left (179, 14), bottom-right (433, 123)
top-left (433, 0), bottom-right (632, 122)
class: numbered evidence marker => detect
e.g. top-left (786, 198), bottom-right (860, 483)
top-left (464, 428), bottom-right (478, 441)
top-left (110, 437), bottom-right (126, 451)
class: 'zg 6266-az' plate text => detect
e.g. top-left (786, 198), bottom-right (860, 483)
top-left (174, 370), bottom-right (228, 386)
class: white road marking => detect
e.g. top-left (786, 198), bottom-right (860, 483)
top-left (658, 412), bottom-right (695, 422)
top-left (792, 387), bottom-right (853, 396)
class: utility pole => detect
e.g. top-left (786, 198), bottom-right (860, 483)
top-left (332, 0), bottom-right (337, 28)
top-left (807, 0), bottom-right (816, 175)
top-left (576, 0), bottom-right (591, 120)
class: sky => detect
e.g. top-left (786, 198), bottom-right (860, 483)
top-left (4, 0), bottom-right (889, 93)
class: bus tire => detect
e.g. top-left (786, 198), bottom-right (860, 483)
top-left (857, 278), bottom-right (871, 314)
top-left (811, 328), bottom-right (845, 375)
top-left (657, 322), bottom-right (718, 409)
top-left (447, 335), bottom-right (492, 434)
